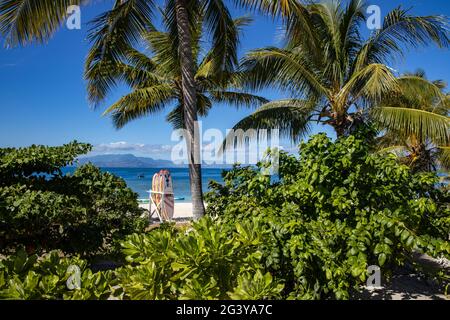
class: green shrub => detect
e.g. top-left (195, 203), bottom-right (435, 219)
top-left (0, 220), bottom-right (283, 300)
top-left (115, 218), bottom-right (281, 300)
top-left (0, 248), bottom-right (113, 299)
top-left (1, 132), bottom-right (448, 300)
top-left (206, 131), bottom-right (450, 299)
top-left (0, 141), bottom-right (146, 256)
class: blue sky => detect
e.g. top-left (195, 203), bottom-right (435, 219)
top-left (0, 0), bottom-right (449, 160)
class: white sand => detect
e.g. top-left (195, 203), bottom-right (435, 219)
top-left (139, 202), bottom-right (194, 219)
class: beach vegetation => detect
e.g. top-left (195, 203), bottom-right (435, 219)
top-left (206, 129), bottom-right (450, 298)
top-left (0, 0), bottom-right (251, 219)
top-left (0, 0), bottom-right (449, 300)
top-left (1, 132), bottom-right (448, 299)
top-left (0, 141), bottom-right (146, 257)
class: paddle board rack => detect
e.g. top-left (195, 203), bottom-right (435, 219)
top-left (148, 170), bottom-right (175, 222)
top-left (140, 196), bottom-right (185, 202)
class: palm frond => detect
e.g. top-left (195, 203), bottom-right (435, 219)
top-left (311, 1), bottom-right (343, 86)
top-left (84, 0), bottom-right (155, 103)
top-left (197, 92), bottom-right (213, 116)
top-left (144, 30), bottom-right (180, 75)
top-left (166, 93), bottom-right (212, 129)
top-left (339, 0), bottom-right (365, 70)
top-left (124, 47), bottom-right (159, 71)
top-left (338, 63), bottom-right (398, 105)
top-left (0, 0), bottom-right (83, 46)
top-left (202, 0), bottom-right (240, 73)
top-left (86, 0), bottom-right (154, 59)
top-left (198, 15), bottom-right (252, 78)
top-left (437, 146), bottom-right (450, 171)
top-left (234, 0), bottom-right (305, 18)
top-left (393, 75), bottom-right (447, 108)
top-left (208, 91), bottom-right (268, 109)
top-left (166, 103), bottom-right (184, 129)
top-left (240, 47), bottom-right (328, 97)
top-left (104, 84), bottom-right (175, 128)
top-left (376, 145), bottom-right (408, 156)
top-left (225, 99), bottom-right (315, 146)
top-left (354, 7), bottom-right (449, 70)
top-left (85, 59), bottom-right (165, 105)
top-left (371, 107), bottom-right (450, 145)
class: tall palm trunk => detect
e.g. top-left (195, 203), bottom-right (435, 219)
top-left (329, 109), bottom-right (348, 138)
top-left (334, 124), bottom-right (346, 138)
top-left (175, 0), bottom-right (206, 219)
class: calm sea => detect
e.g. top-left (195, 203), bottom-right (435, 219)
top-left (62, 167), bottom-right (225, 202)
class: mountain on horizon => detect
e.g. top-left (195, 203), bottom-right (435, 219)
top-left (76, 153), bottom-right (232, 168)
top-left (77, 154), bottom-right (179, 168)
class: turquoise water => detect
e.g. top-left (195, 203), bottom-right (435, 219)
top-left (62, 167), bottom-right (224, 202)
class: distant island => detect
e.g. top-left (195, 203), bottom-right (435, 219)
top-left (76, 154), bottom-right (231, 168)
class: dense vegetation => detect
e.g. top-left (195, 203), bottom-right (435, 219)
top-left (0, 219), bottom-right (282, 300)
top-left (207, 129), bottom-right (450, 298)
top-left (0, 0), bottom-right (448, 301)
top-left (2, 0), bottom-right (448, 219)
top-left (229, 0), bottom-right (449, 141)
top-left (0, 142), bottom-right (146, 256)
top-left (1, 132), bottom-right (448, 299)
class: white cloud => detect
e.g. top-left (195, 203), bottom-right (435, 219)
top-left (88, 142), bottom-right (173, 159)
top-left (86, 140), bottom-right (297, 163)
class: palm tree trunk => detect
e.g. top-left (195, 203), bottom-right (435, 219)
top-left (175, 0), bottom-right (206, 219)
top-left (330, 115), bottom-right (346, 138)
top-left (334, 125), bottom-right (346, 138)
top-left (330, 110), bottom-right (349, 138)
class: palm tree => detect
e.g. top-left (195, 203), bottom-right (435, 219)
top-left (228, 0), bottom-right (449, 141)
top-left (0, 0), bottom-right (251, 218)
top-left (85, 10), bottom-right (268, 218)
top-left (373, 71), bottom-right (450, 173)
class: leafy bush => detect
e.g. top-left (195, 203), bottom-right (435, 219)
top-left (206, 131), bottom-right (450, 299)
top-left (0, 248), bottom-right (113, 299)
top-left (0, 132), bottom-right (448, 300)
top-left (115, 218), bottom-right (282, 300)
top-left (0, 220), bottom-right (283, 300)
top-left (0, 141), bottom-right (146, 256)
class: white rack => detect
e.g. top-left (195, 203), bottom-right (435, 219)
top-left (148, 190), bottom-right (174, 222)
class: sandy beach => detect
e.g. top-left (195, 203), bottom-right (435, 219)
top-left (139, 202), bottom-right (195, 219)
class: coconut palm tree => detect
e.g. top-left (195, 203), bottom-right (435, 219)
top-left (0, 0), bottom-right (251, 218)
top-left (85, 11), bottom-right (267, 217)
top-left (228, 0), bottom-right (449, 141)
top-left (373, 71), bottom-right (450, 173)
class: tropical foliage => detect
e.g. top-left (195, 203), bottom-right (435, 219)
top-left (207, 129), bottom-right (450, 298)
top-left (0, 248), bottom-right (114, 299)
top-left (1, 132), bottom-right (448, 300)
top-left (0, 0), bottom-right (255, 219)
top-left (228, 0), bottom-right (449, 140)
top-left (0, 219), bottom-right (283, 300)
top-left (373, 71), bottom-right (450, 173)
top-left (0, 0), bottom-right (153, 47)
top-left (85, 12), bottom-right (266, 131)
top-left (0, 142), bottom-right (146, 256)
top-left (0, 0), bottom-right (449, 301)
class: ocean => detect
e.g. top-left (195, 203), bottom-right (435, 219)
top-left (62, 167), bottom-right (225, 202)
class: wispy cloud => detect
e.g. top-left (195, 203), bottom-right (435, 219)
top-left (0, 63), bottom-right (17, 68)
top-left (86, 140), bottom-right (297, 164)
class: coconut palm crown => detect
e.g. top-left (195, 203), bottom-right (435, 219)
top-left (85, 11), bottom-right (267, 130)
top-left (0, 0), bottom-right (267, 219)
top-left (374, 71), bottom-right (449, 173)
top-left (229, 0), bottom-right (449, 141)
